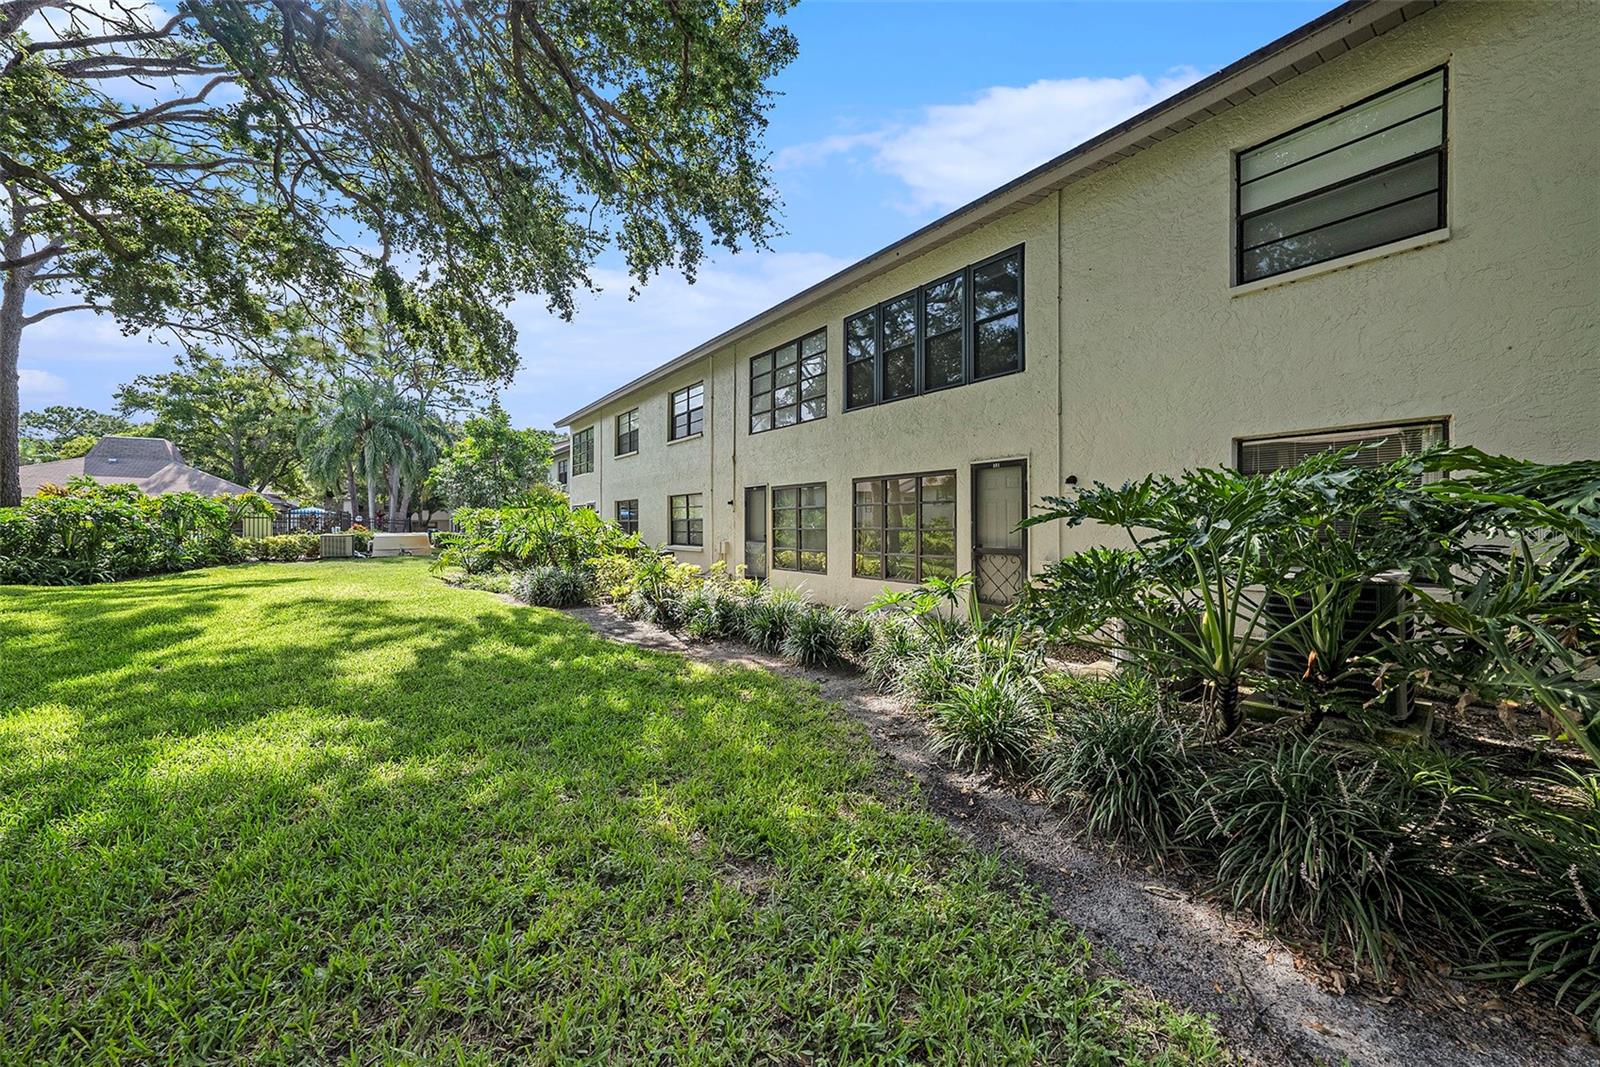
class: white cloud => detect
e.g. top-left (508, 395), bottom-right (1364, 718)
top-left (18, 368), bottom-right (70, 405)
top-left (781, 70), bottom-right (1202, 213)
top-left (503, 250), bottom-right (850, 428)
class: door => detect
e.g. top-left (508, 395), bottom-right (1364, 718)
top-left (744, 485), bottom-right (768, 580)
top-left (972, 461), bottom-right (1026, 606)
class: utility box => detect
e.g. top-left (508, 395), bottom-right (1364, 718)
top-left (241, 514), bottom-right (272, 539)
top-left (319, 533), bottom-right (355, 559)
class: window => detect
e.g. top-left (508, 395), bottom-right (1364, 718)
top-left (853, 471), bottom-right (957, 582)
top-left (669, 493), bottom-right (703, 546)
top-left (772, 483), bottom-right (826, 573)
top-left (751, 328), bottom-right (826, 434)
top-left (670, 382), bottom-right (704, 440)
top-left (615, 408), bottom-right (639, 456)
top-left (556, 457), bottom-right (568, 486)
top-left (844, 247), bottom-right (1023, 410)
top-left (1237, 420), bottom-right (1447, 475)
top-left (1236, 68), bottom-right (1446, 284)
top-left (615, 498), bottom-right (639, 535)
top-left (571, 428), bottom-right (594, 475)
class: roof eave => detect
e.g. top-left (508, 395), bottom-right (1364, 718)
top-left (558, 0), bottom-right (1436, 427)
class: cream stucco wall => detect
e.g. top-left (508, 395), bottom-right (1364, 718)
top-left (562, 1), bottom-right (1598, 606)
top-left (1054, 0), bottom-right (1598, 551)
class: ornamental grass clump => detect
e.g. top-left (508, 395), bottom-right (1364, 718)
top-left (1037, 671), bottom-right (1199, 855)
top-left (927, 669), bottom-right (1047, 775)
top-left (511, 565), bottom-right (592, 608)
top-left (742, 586), bottom-right (805, 652)
top-left (1179, 737), bottom-right (1466, 981)
top-left (682, 584), bottom-right (743, 641)
top-left (780, 604), bottom-right (849, 668)
top-left (1457, 767), bottom-right (1600, 1033)
top-left (862, 612), bottom-right (923, 692)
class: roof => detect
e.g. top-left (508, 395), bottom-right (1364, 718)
top-left (18, 436), bottom-right (283, 503)
top-left (559, 0), bottom-right (1439, 427)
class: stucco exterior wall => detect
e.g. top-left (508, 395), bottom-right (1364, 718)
top-left (1054, 0), bottom-right (1598, 552)
top-left (560, 0), bottom-right (1597, 605)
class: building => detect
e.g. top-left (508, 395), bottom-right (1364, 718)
top-left (546, 436), bottom-right (570, 494)
top-left (18, 436), bottom-right (287, 506)
top-left (557, 0), bottom-right (1599, 608)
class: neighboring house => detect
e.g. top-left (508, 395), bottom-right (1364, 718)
top-left (18, 436), bottom-right (288, 506)
top-left (546, 436), bottom-right (571, 494)
top-left (558, 0), bottom-right (1599, 608)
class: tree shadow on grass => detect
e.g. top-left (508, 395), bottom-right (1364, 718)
top-left (0, 564), bottom-right (1196, 1065)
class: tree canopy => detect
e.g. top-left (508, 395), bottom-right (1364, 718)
top-left (1, 0), bottom-right (797, 504)
top-left (428, 401), bottom-right (553, 509)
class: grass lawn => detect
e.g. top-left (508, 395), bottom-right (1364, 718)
top-left (0, 560), bottom-right (1222, 1064)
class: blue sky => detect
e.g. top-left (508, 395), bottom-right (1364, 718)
top-left (20, 1), bottom-right (1333, 430)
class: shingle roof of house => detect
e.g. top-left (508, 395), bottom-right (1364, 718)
top-left (559, 0), bottom-right (1439, 427)
top-left (18, 436), bottom-right (279, 502)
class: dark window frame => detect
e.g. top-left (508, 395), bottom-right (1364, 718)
top-left (669, 382), bottom-right (705, 441)
top-left (750, 327), bottom-right (827, 435)
top-left (571, 427), bottom-right (594, 475)
top-left (1234, 66), bottom-right (1448, 285)
top-left (843, 245), bottom-right (1024, 411)
top-left (851, 469), bottom-right (958, 584)
top-left (556, 457), bottom-right (568, 485)
top-left (770, 481), bottom-right (827, 574)
top-left (669, 492), bottom-right (704, 547)
top-left (615, 408), bottom-right (639, 456)
top-left (615, 498), bottom-right (639, 535)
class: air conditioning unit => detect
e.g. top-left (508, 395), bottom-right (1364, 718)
top-left (1263, 580), bottom-right (1412, 722)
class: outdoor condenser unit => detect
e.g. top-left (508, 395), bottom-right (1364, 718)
top-left (1263, 580), bottom-right (1413, 722)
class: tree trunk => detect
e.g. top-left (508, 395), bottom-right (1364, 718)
top-left (345, 458), bottom-right (358, 519)
top-left (386, 462), bottom-right (401, 529)
top-left (0, 229), bottom-right (27, 508)
top-left (1215, 679), bottom-right (1244, 736)
top-left (364, 444), bottom-right (378, 526)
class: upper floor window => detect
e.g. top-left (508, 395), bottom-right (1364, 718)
top-left (669, 493), bottom-right (703, 546)
top-left (751, 328), bottom-right (826, 434)
top-left (845, 247), bottom-right (1022, 410)
top-left (1236, 68), bottom-right (1446, 284)
top-left (670, 382), bottom-right (704, 440)
top-left (571, 428), bottom-right (594, 475)
top-left (615, 408), bottom-right (639, 456)
top-left (556, 457), bottom-right (568, 486)
top-left (615, 498), bottom-right (639, 535)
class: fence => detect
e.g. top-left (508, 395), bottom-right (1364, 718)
top-left (235, 512), bottom-right (452, 537)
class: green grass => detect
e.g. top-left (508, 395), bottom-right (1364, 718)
top-left (0, 560), bottom-right (1223, 1065)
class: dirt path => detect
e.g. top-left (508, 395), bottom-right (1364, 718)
top-left (567, 605), bottom-right (1598, 1067)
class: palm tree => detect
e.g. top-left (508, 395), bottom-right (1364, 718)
top-left (301, 379), bottom-right (448, 528)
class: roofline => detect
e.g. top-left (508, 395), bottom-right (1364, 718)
top-left (559, 0), bottom-right (1435, 427)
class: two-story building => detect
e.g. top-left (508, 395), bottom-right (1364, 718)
top-left (558, 0), bottom-right (1599, 607)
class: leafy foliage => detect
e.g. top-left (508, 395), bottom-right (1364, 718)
top-left (428, 402), bottom-right (554, 509)
top-left (780, 605), bottom-right (849, 668)
top-left (511, 565), bottom-right (593, 608)
top-left (927, 670), bottom-right (1047, 775)
top-left (1038, 673), bottom-right (1199, 854)
top-left (0, 478), bottom-right (238, 584)
top-left (1179, 738), bottom-right (1468, 980)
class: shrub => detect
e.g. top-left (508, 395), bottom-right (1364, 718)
top-left (862, 612), bottom-right (923, 691)
top-left (742, 586), bottom-right (805, 652)
top-left (840, 611), bottom-right (876, 659)
top-left (241, 534), bottom-right (320, 562)
top-left (1179, 738), bottom-right (1467, 980)
top-left (682, 584), bottom-right (744, 641)
top-left (926, 669), bottom-right (1047, 774)
top-left (897, 636), bottom-right (976, 705)
top-left (1038, 672), bottom-right (1198, 854)
top-left (434, 498), bottom-right (643, 575)
top-left (1456, 767), bottom-right (1600, 1032)
top-left (511, 565), bottom-right (592, 608)
top-left (0, 480), bottom-right (236, 584)
top-left (781, 604), bottom-right (848, 668)
top-left (623, 553), bottom-right (701, 628)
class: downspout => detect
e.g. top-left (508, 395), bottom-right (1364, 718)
top-left (1056, 187), bottom-right (1067, 565)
